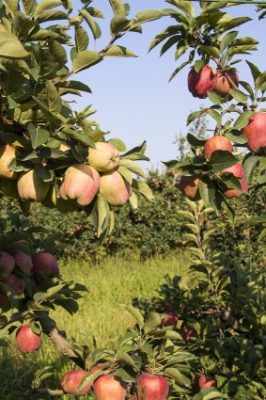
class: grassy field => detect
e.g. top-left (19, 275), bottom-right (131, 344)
top-left (0, 252), bottom-right (189, 399)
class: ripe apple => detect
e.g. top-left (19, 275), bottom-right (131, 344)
top-left (188, 65), bottom-right (217, 99)
top-left (222, 162), bottom-right (248, 198)
top-left (17, 169), bottom-right (50, 202)
top-left (14, 251), bottom-right (33, 275)
top-left (93, 374), bottom-right (127, 400)
top-left (204, 136), bottom-right (233, 160)
top-left (43, 185), bottom-right (78, 212)
top-left (137, 373), bottom-right (169, 400)
top-left (0, 144), bottom-right (17, 180)
top-left (32, 252), bottom-right (59, 278)
top-left (88, 142), bottom-right (120, 172)
top-left (59, 164), bottom-right (100, 206)
top-left (4, 274), bottom-right (25, 295)
top-left (178, 175), bottom-right (200, 199)
top-left (222, 162), bottom-right (244, 179)
top-left (213, 68), bottom-right (239, 96)
top-left (61, 369), bottom-right (91, 396)
top-left (16, 324), bottom-right (42, 353)
top-left (99, 171), bottom-right (132, 206)
top-left (162, 310), bottom-right (178, 327)
top-left (198, 374), bottom-right (216, 389)
top-left (243, 112), bottom-right (266, 152)
top-left (0, 251), bottom-right (15, 279)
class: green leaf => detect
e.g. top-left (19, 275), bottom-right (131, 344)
top-left (230, 88), bottom-right (248, 104)
top-left (97, 194), bottom-right (110, 237)
top-left (108, 138), bottom-right (126, 151)
top-left (138, 181), bottom-right (154, 201)
top-left (164, 368), bottom-right (190, 386)
top-left (169, 61), bottom-right (190, 81)
top-left (233, 111), bottom-right (254, 130)
top-left (46, 81), bottom-right (62, 114)
top-left (255, 71), bottom-right (266, 91)
top-left (218, 16), bottom-right (251, 32)
top-left (72, 50), bottom-right (102, 72)
top-left (209, 150), bottom-right (238, 172)
top-left (124, 304), bottom-right (144, 328)
top-left (0, 24), bottom-right (29, 58)
top-left (200, 45), bottom-right (220, 58)
top-left (243, 154), bottom-right (261, 183)
top-left (103, 45), bottom-right (137, 57)
top-left (199, 177), bottom-right (216, 206)
top-left (220, 31), bottom-right (238, 53)
top-left (31, 127), bottom-right (50, 149)
top-left (75, 25), bottom-right (89, 52)
top-left (21, 0), bottom-right (37, 15)
top-left (207, 109), bottom-right (221, 123)
top-left (167, 0), bottom-right (195, 17)
top-left (34, 0), bottom-right (62, 17)
top-left (109, 0), bottom-right (125, 17)
top-left (119, 159), bottom-right (145, 177)
top-left (136, 10), bottom-right (167, 23)
top-left (187, 134), bottom-right (206, 148)
top-left (129, 191), bottom-right (138, 209)
top-left (80, 9), bottom-right (101, 39)
top-left (187, 111), bottom-right (203, 126)
top-left (207, 91), bottom-right (223, 105)
top-left (118, 166), bottom-right (133, 184)
top-left (246, 60), bottom-right (261, 82)
top-left (115, 368), bottom-right (136, 383)
top-left (56, 80), bottom-right (92, 93)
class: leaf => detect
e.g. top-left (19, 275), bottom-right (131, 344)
top-left (199, 177), bottom-right (216, 206)
top-left (118, 166), bottom-right (133, 184)
top-left (187, 111), bottom-right (203, 126)
top-left (220, 31), bottom-right (238, 53)
top-left (230, 88), bottom-right (248, 104)
top-left (164, 368), bottom-right (191, 386)
top-left (255, 71), bottom-right (266, 91)
top-left (207, 91), bottom-right (223, 105)
top-left (129, 191), bottom-right (138, 209)
top-left (207, 109), bottom-right (221, 123)
top-left (138, 181), bottom-right (154, 201)
top-left (124, 304), bottom-right (144, 327)
top-left (56, 80), bottom-right (92, 94)
top-left (246, 60), bottom-right (261, 82)
top-left (72, 50), bottom-right (102, 72)
top-left (75, 25), bottom-right (89, 52)
top-left (97, 194), bottom-right (110, 237)
top-left (200, 45), bottom-right (220, 58)
top-left (109, 0), bottom-right (125, 17)
top-left (233, 111), bottom-right (254, 130)
top-left (136, 10), bottom-right (167, 23)
top-left (209, 151), bottom-right (238, 172)
top-left (46, 81), bottom-right (62, 114)
top-left (169, 61), bottom-right (190, 81)
top-left (31, 127), bottom-right (50, 149)
top-left (80, 9), bottom-right (101, 39)
top-left (115, 368), bottom-right (136, 383)
top-left (108, 138), bottom-right (126, 152)
top-left (167, 0), bottom-right (195, 17)
top-left (119, 159), bottom-right (145, 177)
top-left (218, 16), bottom-right (251, 32)
top-left (21, 0), bottom-right (37, 15)
top-left (187, 134), bottom-right (206, 148)
top-left (34, 0), bottom-right (62, 17)
top-left (243, 154), bottom-right (260, 183)
top-left (104, 45), bottom-right (137, 57)
top-left (0, 25), bottom-right (29, 58)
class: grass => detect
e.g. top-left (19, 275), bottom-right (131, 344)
top-left (0, 252), bottom-right (190, 398)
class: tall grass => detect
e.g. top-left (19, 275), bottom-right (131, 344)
top-left (0, 252), bottom-right (189, 398)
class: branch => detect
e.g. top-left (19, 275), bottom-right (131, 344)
top-left (99, 33), bottom-right (125, 56)
top-left (30, 388), bottom-right (64, 398)
top-left (35, 311), bottom-right (85, 369)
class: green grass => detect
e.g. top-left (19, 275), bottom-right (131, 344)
top-left (0, 252), bottom-right (190, 398)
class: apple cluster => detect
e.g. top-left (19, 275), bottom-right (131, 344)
top-left (0, 141), bottom-right (133, 211)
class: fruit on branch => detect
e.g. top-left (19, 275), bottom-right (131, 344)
top-left (93, 374), bottom-right (127, 400)
top-left (61, 369), bottom-right (91, 396)
top-left (59, 164), bottom-right (100, 206)
top-left (137, 373), bottom-right (169, 400)
top-left (204, 136), bottom-right (233, 160)
top-left (4, 274), bottom-right (25, 295)
top-left (17, 170), bottom-right (50, 202)
top-left (16, 324), bottom-right (42, 353)
top-left (222, 162), bottom-right (248, 198)
top-left (14, 251), bottom-right (33, 275)
top-left (243, 112), bottom-right (266, 152)
top-left (32, 252), bottom-right (59, 278)
top-left (188, 65), bottom-right (217, 99)
top-left (198, 374), bottom-right (216, 389)
top-left (99, 171), bottom-right (132, 206)
top-left (0, 251), bottom-right (15, 279)
top-left (88, 142), bottom-right (120, 172)
top-left (162, 310), bottom-right (178, 327)
top-left (178, 175), bottom-right (200, 200)
top-left (213, 68), bottom-right (239, 96)
top-left (0, 144), bottom-right (17, 180)
top-left (43, 185), bottom-right (78, 212)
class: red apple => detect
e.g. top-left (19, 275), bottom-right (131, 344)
top-left (0, 251), bottom-right (15, 279)
top-left (243, 112), bottom-right (266, 152)
top-left (222, 162), bottom-right (244, 179)
top-left (100, 171), bottom-right (132, 206)
top-left (59, 164), bottom-right (100, 206)
top-left (178, 175), bottom-right (200, 199)
top-left (14, 251), bottom-right (33, 275)
top-left (17, 169), bottom-right (50, 202)
top-left (188, 65), bottom-right (217, 99)
top-left (32, 252), bottom-right (59, 278)
top-left (198, 374), bottom-right (216, 389)
top-left (4, 274), bottom-right (25, 295)
top-left (16, 324), bottom-right (42, 353)
top-left (0, 144), bottom-right (17, 180)
top-left (93, 374), bottom-right (127, 400)
top-left (204, 136), bottom-right (233, 160)
top-left (213, 69), bottom-right (239, 96)
top-left (162, 310), bottom-right (178, 327)
top-left (137, 373), bottom-right (169, 400)
top-left (222, 162), bottom-right (248, 198)
top-left (61, 369), bottom-right (91, 396)
top-left (88, 142), bottom-right (120, 172)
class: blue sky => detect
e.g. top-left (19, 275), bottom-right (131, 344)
top-left (74, 1), bottom-right (266, 171)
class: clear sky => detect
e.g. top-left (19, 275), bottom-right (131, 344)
top-left (74, 1), bottom-right (266, 171)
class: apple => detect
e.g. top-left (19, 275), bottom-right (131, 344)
top-left (59, 164), bottom-right (100, 206)
top-left (61, 369), bottom-right (91, 396)
top-left (198, 374), bottom-right (216, 389)
top-left (100, 171), bottom-right (132, 206)
top-left (88, 142), bottom-right (120, 172)
top-left (16, 324), bottom-right (42, 353)
top-left (0, 144), bottom-right (17, 180)
top-left (14, 251), bottom-right (33, 275)
top-left (32, 252), bottom-right (59, 278)
top-left (243, 112), bottom-right (266, 152)
top-left (222, 162), bottom-right (248, 198)
top-left (93, 374), bottom-right (127, 400)
top-left (43, 184), bottom-right (78, 212)
top-left (213, 68), bottom-right (239, 96)
top-left (17, 169), bottom-right (50, 202)
top-left (188, 65), bottom-right (217, 99)
top-left (137, 373), bottom-right (169, 400)
top-left (0, 251), bottom-right (15, 279)
top-left (162, 310), bottom-right (178, 327)
top-left (178, 175), bottom-right (200, 199)
top-left (222, 162), bottom-right (244, 179)
top-left (4, 274), bottom-right (25, 295)
top-left (204, 136), bottom-right (233, 160)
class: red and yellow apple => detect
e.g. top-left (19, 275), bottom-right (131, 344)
top-left (213, 68), bottom-right (239, 96)
top-left (16, 324), bottom-right (42, 353)
top-left (93, 374), bottom-right (127, 400)
top-left (222, 162), bottom-right (248, 198)
top-left (178, 175), bottom-right (200, 199)
top-left (32, 252), bottom-right (59, 278)
top-left (137, 373), bottom-right (169, 400)
top-left (204, 136), bottom-right (233, 160)
top-left (99, 171), bottom-right (132, 206)
top-left (243, 112), bottom-right (266, 152)
top-left (198, 374), bottom-right (216, 389)
top-left (88, 142), bottom-right (120, 172)
top-left (61, 369), bottom-right (91, 396)
top-left (17, 170), bottom-right (50, 202)
top-left (162, 310), bottom-right (178, 327)
top-left (14, 251), bottom-right (33, 275)
top-left (0, 251), bottom-right (15, 279)
top-left (188, 66), bottom-right (217, 99)
top-left (4, 274), bottom-right (25, 295)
